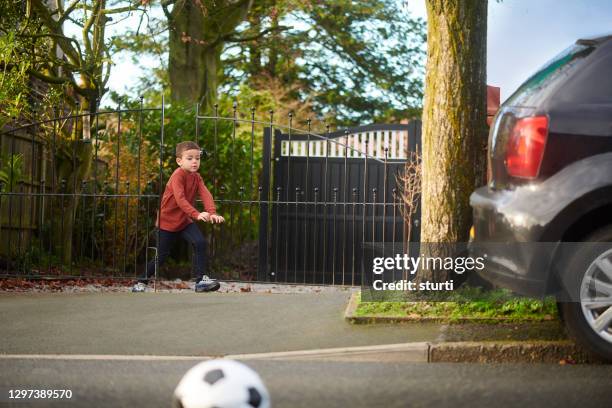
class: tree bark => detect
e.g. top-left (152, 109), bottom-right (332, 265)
top-left (52, 98), bottom-right (94, 266)
top-left (168, 0), bottom-right (252, 109)
top-left (168, 0), bottom-right (209, 104)
top-left (53, 139), bottom-right (93, 266)
top-left (419, 0), bottom-right (488, 282)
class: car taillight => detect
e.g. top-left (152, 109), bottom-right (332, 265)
top-left (505, 116), bottom-right (548, 179)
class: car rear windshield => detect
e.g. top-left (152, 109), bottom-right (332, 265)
top-left (505, 42), bottom-right (595, 107)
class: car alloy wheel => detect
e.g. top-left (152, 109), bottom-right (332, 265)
top-left (580, 249), bottom-right (612, 345)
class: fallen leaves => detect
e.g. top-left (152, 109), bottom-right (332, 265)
top-left (0, 277), bottom-right (352, 295)
top-left (0, 278), bottom-right (132, 292)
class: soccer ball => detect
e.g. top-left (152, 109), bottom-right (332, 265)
top-left (172, 359), bottom-right (270, 408)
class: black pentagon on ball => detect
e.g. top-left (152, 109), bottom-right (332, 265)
top-left (248, 387), bottom-right (262, 407)
top-left (203, 369), bottom-right (224, 385)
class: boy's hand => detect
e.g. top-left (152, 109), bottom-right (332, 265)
top-left (209, 214), bottom-right (225, 224)
top-left (197, 212), bottom-right (211, 222)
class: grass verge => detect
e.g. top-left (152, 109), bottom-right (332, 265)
top-left (354, 287), bottom-right (558, 323)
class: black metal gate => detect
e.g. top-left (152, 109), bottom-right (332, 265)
top-left (259, 122), bottom-right (421, 285)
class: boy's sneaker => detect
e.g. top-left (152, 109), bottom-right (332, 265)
top-left (195, 276), bottom-right (220, 293)
top-left (132, 282), bottom-right (147, 293)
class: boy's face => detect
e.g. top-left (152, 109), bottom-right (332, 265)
top-left (176, 149), bottom-right (201, 173)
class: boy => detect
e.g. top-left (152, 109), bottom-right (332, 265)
top-left (132, 141), bottom-right (225, 293)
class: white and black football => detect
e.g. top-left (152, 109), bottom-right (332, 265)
top-left (173, 359), bottom-right (270, 408)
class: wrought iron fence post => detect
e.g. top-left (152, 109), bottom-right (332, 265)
top-left (258, 127), bottom-right (272, 281)
top-left (156, 95), bottom-right (165, 286)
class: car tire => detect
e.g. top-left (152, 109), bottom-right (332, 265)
top-left (558, 226), bottom-right (612, 362)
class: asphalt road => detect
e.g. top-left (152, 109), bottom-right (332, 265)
top-left (1, 358), bottom-right (611, 408)
top-left (0, 291), bottom-right (593, 408)
top-left (0, 292), bottom-right (566, 356)
top-left (0, 292), bottom-right (444, 356)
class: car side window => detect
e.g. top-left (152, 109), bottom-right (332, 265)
top-left (559, 51), bottom-right (612, 104)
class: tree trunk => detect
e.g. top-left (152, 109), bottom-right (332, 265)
top-left (168, 0), bottom-right (252, 109)
top-left (247, 13), bottom-right (262, 79)
top-left (169, 0), bottom-right (213, 105)
top-left (266, 11), bottom-right (279, 77)
top-left (419, 0), bottom-right (488, 283)
top-left (54, 141), bottom-right (93, 266)
top-left (51, 99), bottom-right (94, 267)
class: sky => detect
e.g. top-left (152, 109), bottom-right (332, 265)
top-left (405, 0), bottom-right (612, 102)
top-left (103, 0), bottom-right (612, 105)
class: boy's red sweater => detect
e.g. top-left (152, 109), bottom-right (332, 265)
top-left (157, 168), bottom-right (216, 232)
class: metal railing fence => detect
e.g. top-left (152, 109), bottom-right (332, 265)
top-left (0, 99), bottom-right (421, 285)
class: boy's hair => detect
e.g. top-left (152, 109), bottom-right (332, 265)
top-left (176, 141), bottom-right (201, 158)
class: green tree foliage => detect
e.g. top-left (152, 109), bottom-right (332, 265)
top-left (227, 0), bottom-right (426, 125)
top-left (0, 153), bottom-right (25, 192)
top-left (114, 0), bottom-right (426, 125)
top-left (0, 0), bottom-right (148, 265)
top-left (0, 31), bottom-right (32, 127)
top-left (0, 3), bottom-right (64, 125)
top-left (0, 0), bottom-right (147, 113)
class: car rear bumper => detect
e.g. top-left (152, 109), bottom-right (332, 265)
top-left (469, 186), bottom-right (555, 297)
top-left (470, 246), bottom-right (549, 297)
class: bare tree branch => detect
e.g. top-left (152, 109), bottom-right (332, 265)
top-left (66, 16), bottom-right (85, 28)
top-left (82, 0), bottom-right (103, 56)
top-left (101, 6), bottom-right (146, 15)
top-left (73, 0), bottom-right (143, 15)
top-left (55, 0), bottom-right (65, 15)
top-left (102, 48), bottom-right (112, 90)
top-left (27, 67), bottom-right (76, 87)
top-left (29, 0), bottom-right (81, 66)
top-left (161, 2), bottom-right (173, 22)
top-left (17, 32), bottom-right (84, 62)
top-left (58, 0), bottom-right (81, 25)
top-left (224, 25), bottom-right (291, 43)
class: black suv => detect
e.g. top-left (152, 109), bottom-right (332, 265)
top-left (470, 34), bottom-right (612, 362)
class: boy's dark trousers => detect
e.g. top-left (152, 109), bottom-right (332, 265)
top-left (139, 223), bottom-right (207, 284)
